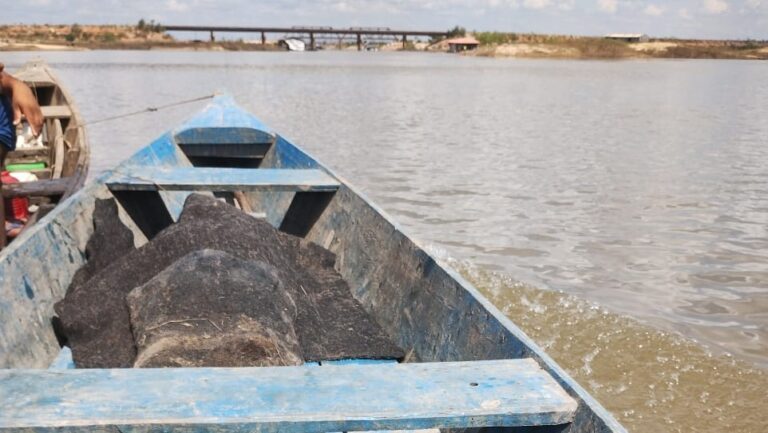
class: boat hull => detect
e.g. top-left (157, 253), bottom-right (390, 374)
top-left (0, 96), bottom-right (626, 433)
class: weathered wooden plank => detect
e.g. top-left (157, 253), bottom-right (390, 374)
top-left (0, 360), bottom-right (576, 432)
top-left (111, 190), bottom-right (174, 239)
top-left (48, 347), bottom-right (74, 370)
top-left (1, 178), bottom-right (70, 198)
top-left (279, 190), bottom-right (336, 237)
top-left (6, 146), bottom-right (50, 158)
top-left (127, 132), bottom-right (198, 222)
top-left (40, 105), bottom-right (72, 119)
top-left (106, 168), bottom-right (340, 193)
top-left (175, 127), bottom-right (275, 146)
top-left (181, 142), bottom-right (270, 158)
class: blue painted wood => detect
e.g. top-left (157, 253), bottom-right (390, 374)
top-left (0, 181), bottom-right (114, 369)
top-left (320, 358), bottom-right (398, 366)
top-left (273, 134), bottom-right (320, 169)
top-left (303, 359), bottom-right (396, 367)
top-left (175, 127), bottom-right (274, 146)
top-left (127, 132), bottom-right (199, 221)
top-left (174, 95), bottom-right (272, 132)
top-left (0, 95), bottom-right (627, 433)
top-left (106, 168), bottom-right (340, 192)
top-left (48, 347), bottom-right (74, 369)
top-left (0, 360), bottom-right (576, 432)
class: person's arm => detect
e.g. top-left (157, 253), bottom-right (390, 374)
top-left (0, 63), bottom-right (43, 137)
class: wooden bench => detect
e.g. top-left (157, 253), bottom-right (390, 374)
top-left (0, 359), bottom-right (576, 432)
top-left (40, 105), bottom-right (72, 119)
top-left (106, 167), bottom-right (340, 192)
top-left (1, 178), bottom-right (70, 198)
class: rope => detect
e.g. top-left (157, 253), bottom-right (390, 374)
top-left (82, 93), bottom-right (216, 126)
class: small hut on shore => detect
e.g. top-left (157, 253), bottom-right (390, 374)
top-left (604, 33), bottom-right (649, 43)
top-left (446, 37), bottom-right (480, 53)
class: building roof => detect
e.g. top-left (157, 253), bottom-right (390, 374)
top-left (605, 33), bottom-right (647, 38)
top-left (445, 37), bottom-right (480, 45)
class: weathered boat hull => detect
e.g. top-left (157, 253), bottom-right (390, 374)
top-left (0, 96), bottom-right (626, 433)
top-left (2, 60), bottom-right (89, 244)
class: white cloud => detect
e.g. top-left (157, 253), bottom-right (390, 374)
top-left (597, 0), bottom-right (618, 13)
top-left (558, 0), bottom-right (575, 10)
top-left (333, 1), bottom-right (353, 12)
top-left (743, 0), bottom-right (767, 10)
top-left (644, 4), bottom-right (665, 15)
top-left (703, 0), bottom-right (729, 13)
top-left (165, 0), bottom-right (188, 12)
top-left (523, 0), bottom-right (551, 9)
top-left (485, 0), bottom-right (520, 7)
top-left (678, 7), bottom-right (693, 19)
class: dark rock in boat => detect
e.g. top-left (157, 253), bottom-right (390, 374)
top-left (67, 198), bottom-right (136, 289)
top-left (294, 241), bottom-right (406, 362)
top-left (55, 193), bottom-right (404, 368)
top-left (127, 249), bottom-right (302, 368)
top-left (51, 198), bottom-right (136, 348)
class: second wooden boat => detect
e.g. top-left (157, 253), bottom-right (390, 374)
top-left (2, 59), bottom-right (89, 240)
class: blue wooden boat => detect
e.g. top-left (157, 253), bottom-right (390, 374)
top-left (0, 95), bottom-right (627, 433)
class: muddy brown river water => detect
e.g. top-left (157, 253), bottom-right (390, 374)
top-left (4, 50), bottom-right (767, 432)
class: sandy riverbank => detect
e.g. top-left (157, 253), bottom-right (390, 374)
top-left (2, 24), bottom-right (766, 60)
top-left (464, 38), bottom-right (768, 60)
top-left (0, 42), bottom-right (85, 51)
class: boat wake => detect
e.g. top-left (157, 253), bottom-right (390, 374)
top-left (426, 245), bottom-right (768, 433)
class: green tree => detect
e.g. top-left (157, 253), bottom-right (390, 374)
top-left (447, 25), bottom-right (466, 38)
top-left (137, 18), bottom-right (146, 31)
top-left (146, 19), bottom-right (164, 33)
top-left (65, 23), bottom-right (82, 42)
top-left (100, 32), bottom-right (117, 43)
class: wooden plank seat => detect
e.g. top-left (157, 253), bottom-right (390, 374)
top-left (1, 178), bottom-right (70, 198)
top-left (40, 105), bottom-right (72, 119)
top-left (180, 142), bottom-right (272, 160)
top-left (106, 167), bottom-right (340, 192)
top-left (0, 359), bottom-right (577, 432)
top-left (7, 146), bottom-right (49, 157)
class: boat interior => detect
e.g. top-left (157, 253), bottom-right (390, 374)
top-left (0, 97), bottom-right (624, 433)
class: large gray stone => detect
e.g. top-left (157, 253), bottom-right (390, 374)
top-left (55, 194), bottom-right (404, 368)
top-left (127, 250), bottom-right (302, 368)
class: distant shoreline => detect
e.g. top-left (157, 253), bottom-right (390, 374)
top-left (467, 40), bottom-right (768, 60)
top-left (2, 24), bottom-right (766, 60)
top-left (0, 42), bottom-right (282, 52)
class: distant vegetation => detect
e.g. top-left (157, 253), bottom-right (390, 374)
top-left (136, 18), bottom-right (164, 33)
top-left (475, 32), bottom-right (519, 44)
top-left (445, 29), bottom-right (768, 60)
top-left (446, 26), bottom-right (467, 38)
top-left (64, 23), bottom-right (82, 42)
top-left (1, 23), bottom-right (766, 59)
top-left (560, 37), bottom-right (635, 58)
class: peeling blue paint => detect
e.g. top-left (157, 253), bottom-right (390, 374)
top-left (0, 360), bottom-right (576, 431)
top-left (22, 276), bottom-right (34, 300)
top-left (0, 95), bottom-right (627, 433)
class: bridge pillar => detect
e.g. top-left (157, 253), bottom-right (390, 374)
top-left (402, 34), bottom-right (407, 49)
top-left (310, 32), bottom-right (315, 51)
top-left (210, 31), bottom-right (215, 42)
top-left (357, 33), bottom-right (362, 51)
top-left (261, 31), bottom-right (266, 45)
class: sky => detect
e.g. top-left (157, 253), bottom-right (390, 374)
top-left (3, 0), bottom-right (767, 40)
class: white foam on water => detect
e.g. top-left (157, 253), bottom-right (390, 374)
top-left (427, 249), bottom-right (768, 433)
